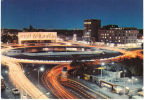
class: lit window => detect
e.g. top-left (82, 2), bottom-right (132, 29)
top-left (84, 22), bottom-right (91, 24)
top-left (88, 29), bottom-right (91, 32)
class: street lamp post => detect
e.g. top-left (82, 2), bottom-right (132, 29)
top-left (101, 69), bottom-right (103, 78)
top-left (123, 70), bottom-right (126, 95)
top-left (111, 62), bottom-right (117, 81)
top-left (111, 61), bottom-right (114, 65)
top-left (101, 62), bottom-right (105, 79)
top-left (131, 77), bottom-right (138, 88)
top-left (38, 67), bottom-right (45, 86)
top-left (38, 70), bottom-right (39, 86)
top-left (131, 77), bottom-right (134, 88)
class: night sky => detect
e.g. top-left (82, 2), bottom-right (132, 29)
top-left (1, 0), bottom-right (143, 29)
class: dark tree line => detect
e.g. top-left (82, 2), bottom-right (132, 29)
top-left (1, 34), bottom-right (18, 43)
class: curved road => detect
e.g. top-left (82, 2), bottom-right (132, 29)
top-left (1, 43), bottom-right (143, 99)
top-left (1, 49), bottom-right (48, 99)
top-left (41, 64), bottom-right (110, 99)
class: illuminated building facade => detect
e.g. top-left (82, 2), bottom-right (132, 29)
top-left (83, 19), bottom-right (101, 42)
top-left (99, 27), bottom-right (139, 46)
top-left (18, 32), bottom-right (57, 44)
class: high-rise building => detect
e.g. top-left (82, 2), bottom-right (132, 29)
top-left (83, 19), bottom-right (101, 42)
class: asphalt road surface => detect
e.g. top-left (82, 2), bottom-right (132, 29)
top-left (1, 66), bottom-right (20, 99)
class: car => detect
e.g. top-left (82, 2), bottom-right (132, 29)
top-left (131, 95), bottom-right (143, 99)
top-left (12, 88), bottom-right (20, 95)
top-left (21, 94), bottom-right (27, 99)
top-left (114, 80), bottom-right (119, 82)
top-left (1, 76), bottom-right (5, 90)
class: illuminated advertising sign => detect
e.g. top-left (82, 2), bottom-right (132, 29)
top-left (18, 32), bottom-right (57, 41)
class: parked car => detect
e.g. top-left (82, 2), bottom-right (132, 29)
top-left (12, 88), bottom-right (20, 95)
top-left (131, 95), bottom-right (143, 99)
top-left (1, 76), bottom-right (5, 90)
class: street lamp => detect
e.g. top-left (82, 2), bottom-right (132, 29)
top-left (101, 62), bottom-right (105, 79)
top-left (101, 62), bottom-right (105, 66)
top-left (131, 77), bottom-right (134, 87)
top-left (111, 61), bottom-right (118, 81)
top-left (5, 70), bottom-right (8, 74)
top-left (111, 61), bottom-right (114, 65)
top-left (38, 67), bottom-right (45, 86)
top-left (131, 77), bottom-right (138, 88)
top-left (123, 70), bottom-right (126, 95)
top-left (22, 70), bottom-right (25, 73)
top-left (135, 78), bottom-right (138, 81)
top-left (128, 79), bottom-right (131, 82)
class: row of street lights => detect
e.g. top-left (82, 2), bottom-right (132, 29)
top-left (100, 62), bottom-right (114, 79)
top-left (128, 77), bottom-right (138, 87)
top-left (21, 65), bottom-right (45, 86)
top-left (21, 65), bottom-right (45, 98)
top-left (99, 62), bottom-right (139, 96)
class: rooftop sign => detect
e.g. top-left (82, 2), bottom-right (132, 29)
top-left (18, 32), bottom-right (57, 41)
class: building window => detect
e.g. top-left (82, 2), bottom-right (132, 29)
top-left (84, 22), bottom-right (91, 24)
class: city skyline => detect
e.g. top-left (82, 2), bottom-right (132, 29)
top-left (2, 0), bottom-right (143, 29)
top-left (1, 0), bottom-right (144, 99)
